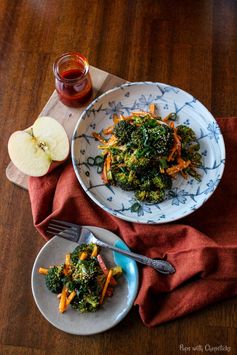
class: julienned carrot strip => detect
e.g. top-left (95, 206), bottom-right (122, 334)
top-left (169, 121), bottom-right (175, 128)
top-left (163, 114), bottom-right (170, 122)
top-left (175, 136), bottom-right (182, 157)
top-left (66, 290), bottom-right (76, 306)
top-left (103, 125), bottom-right (114, 135)
top-left (123, 115), bottom-right (133, 121)
top-left (100, 269), bottom-right (113, 305)
top-left (120, 114), bottom-right (134, 121)
top-left (91, 245), bottom-right (99, 257)
top-left (38, 267), bottom-right (48, 275)
top-left (65, 254), bottom-right (70, 266)
top-left (102, 159), bottom-right (108, 184)
top-left (167, 146), bottom-right (176, 161)
top-left (149, 103), bottom-right (156, 115)
top-left (106, 135), bottom-right (117, 146)
top-left (92, 132), bottom-right (107, 144)
top-left (102, 153), bottom-right (112, 184)
top-left (97, 254), bottom-right (117, 286)
top-left (167, 128), bottom-right (181, 161)
top-left (80, 251), bottom-right (87, 260)
top-left (59, 286), bottom-right (67, 313)
top-left (132, 111), bottom-right (149, 115)
top-left (166, 159), bottom-right (191, 176)
top-left (113, 114), bottom-right (120, 124)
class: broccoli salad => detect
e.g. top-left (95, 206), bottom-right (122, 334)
top-left (39, 243), bottom-right (122, 314)
top-left (91, 104), bottom-right (202, 204)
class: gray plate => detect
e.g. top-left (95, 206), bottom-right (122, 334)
top-left (31, 226), bottom-right (139, 335)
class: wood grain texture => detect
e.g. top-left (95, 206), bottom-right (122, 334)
top-left (1, 1), bottom-right (237, 355)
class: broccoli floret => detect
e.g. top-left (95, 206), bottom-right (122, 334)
top-left (139, 170), bottom-right (172, 192)
top-left (176, 125), bottom-right (202, 181)
top-left (132, 114), bottom-right (152, 125)
top-left (190, 150), bottom-right (202, 167)
top-left (139, 179), bottom-right (152, 191)
top-left (181, 143), bottom-right (202, 167)
top-left (113, 170), bottom-right (140, 191)
top-left (130, 124), bottom-right (173, 156)
top-left (70, 243), bottom-right (97, 264)
top-left (130, 128), bottom-right (145, 148)
top-left (181, 145), bottom-right (202, 169)
top-left (113, 171), bottom-right (133, 190)
top-left (63, 276), bottom-right (76, 292)
top-left (185, 166), bottom-right (202, 181)
top-left (110, 148), bottom-right (125, 163)
top-left (152, 173), bottom-right (172, 190)
top-left (84, 294), bottom-right (100, 311)
top-left (72, 259), bottom-right (100, 283)
top-left (183, 149), bottom-right (202, 181)
top-left (148, 125), bottom-right (174, 155)
top-left (71, 276), bottom-right (102, 313)
top-left (113, 121), bottom-right (135, 144)
top-left (70, 246), bottom-right (81, 264)
top-left (135, 189), bottom-right (165, 203)
top-left (176, 125), bottom-right (196, 144)
top-left (45, 265), bottom-right (64, 294)
top-left (158, 156), bottom-right (169, 170)
top-left (71, 293), bottom-right (100, 313)
top-left (124, 151), bottom-right (150, 170)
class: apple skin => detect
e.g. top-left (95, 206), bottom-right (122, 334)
top-left (8, 116), bottom-right (70, 177)
top-left (47, 159), bottom-right (68, 173)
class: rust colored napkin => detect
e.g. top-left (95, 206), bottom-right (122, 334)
top-left (29, 118), bottom-right (237, 327)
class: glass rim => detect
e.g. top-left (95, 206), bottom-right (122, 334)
top-left (53, 52), bottom-right (90, 83)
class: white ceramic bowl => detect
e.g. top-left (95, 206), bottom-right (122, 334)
top-left (72, 82), bottom-right (225, 224)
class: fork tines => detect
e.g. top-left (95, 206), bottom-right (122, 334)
top-left (47, 219), bottom-right (79, 240)
top-left (51, 219), bottom-right (79, 229)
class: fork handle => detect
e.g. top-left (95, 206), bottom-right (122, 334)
top-left (95, 240), bottom-right (175, 275)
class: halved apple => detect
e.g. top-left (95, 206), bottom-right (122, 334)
top-left (8, 116), bottom-right (69, 177)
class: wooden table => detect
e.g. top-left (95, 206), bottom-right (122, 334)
top-left (1, 1), bottom-right (236, 354)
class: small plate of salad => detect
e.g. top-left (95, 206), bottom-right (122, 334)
top-left (31, 226), bottom-right (139, 335)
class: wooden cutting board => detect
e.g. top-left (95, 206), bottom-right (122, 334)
top-left (6, 66), bottom-right (126, 190)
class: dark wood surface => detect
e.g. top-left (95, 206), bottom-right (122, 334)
top-left (1, 1), bottom-right (237, 354)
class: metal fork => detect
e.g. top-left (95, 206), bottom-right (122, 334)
top-left (47, 219), bottom-right (176, 275)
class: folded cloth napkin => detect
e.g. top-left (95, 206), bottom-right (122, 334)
top-left (29, 118), bottom-right (237, 327)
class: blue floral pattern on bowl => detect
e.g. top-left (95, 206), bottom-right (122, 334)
top-left (71, 82), bottom-right (225, 224)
